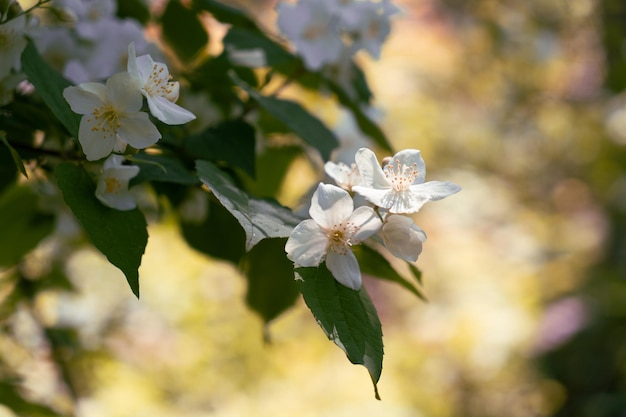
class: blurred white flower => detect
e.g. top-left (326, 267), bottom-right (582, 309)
top-left (0, 14), bottom-right (27, 78)
top-left (127, 42), bottom-right (196, 125)
top-left (353, 148), bottom-right (461, 213)
top-left (325, 161), bottom-right (362, 191)
top-left (285, 183), bottom-right (382, 290)
top-left (63, 72), bottom-right (161, 160)
top-left (380, 214), bottom-right (426, 262)
top-left (95, 154), bottom-right (140, 210)
top-left (339, 0), bottom-right (400, 59)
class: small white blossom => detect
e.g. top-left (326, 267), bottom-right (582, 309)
top-left (0, 14), bottom-right (27, 78)
top-left (380, 214), bottom-right (426, 262)
top-left (95, 155), bottom-right (140, 210)
top-left (127, 42), bottom-right (196, 125)
top-left (63, 72), bottom-right (161, 160)
top-left (339, 0), bottom-right (400, 59)
top-left (352, 148), bottom-right (461, 214)
top-left (325, 161), bottom-right (362, 191)
top-left (285, 183), bottom-right (382, 290)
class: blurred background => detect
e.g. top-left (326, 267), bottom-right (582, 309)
top-left (3, 0), bottom-right (626, 416)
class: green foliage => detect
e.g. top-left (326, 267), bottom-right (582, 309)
top-left (296, 264), bottom-right (384, 400)
top-left (0, 185), bottom-right (55, 267)
top-left (0, 131), bottom-right (27, 178)
top-left (55, 163), bottom-right (148, 297)
top-left (161, 0), bottom-right (209, 63)
top-left (0, 381), bottom-right (65, 417)
top-left (116, 0), bottom-right (151, 24)
top-left (130, 152), bottom-right (199, 186)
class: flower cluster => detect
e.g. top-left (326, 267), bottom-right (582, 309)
top-left (63, 43), bottom-right (196, 210)
top-left (286, 148), bottom-right (461, 290)
top-left (276, 0), bottom-right (400, 70)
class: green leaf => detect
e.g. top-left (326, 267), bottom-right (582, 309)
top-left (223, 27), bottom-right (295, 67)
top-left (241, 238), bottom-right (299, 324)
top-left (184, 120), bottom-right (256, 177)
top-left (355, 244), bottom-right (427, 301)
top-left (116, 0), bottom-right (151, 24)
top-left (0, 131), bottom-right (27, 178)
top-left (55, 163), bottom-right (148, 297)
top-left (0, 185), bottom-right (54, 267)
top-left (180, 195), bottom-right (246, 264)
top-left (0, 145), bottom-right (17, 193)
top-left (296, 264), bottom-right (384, 400)
top-left (0, 381), bottom-right (65, 417)
top-left (191, 0), bottom-right (259, 29)
top-left (161, 0), bottom-right (209, 63)
top-left (196, 159), bottom-right (301, 251)
top-left (232, 75), bottom-right (338, 161)
top-left (242, 144), bottom-right (303, 198)
top-left (129, 152), bottom-right (198, 186)
top-left (20, 41), bottom-right (80, 138)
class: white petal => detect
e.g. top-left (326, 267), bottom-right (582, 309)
top-left (389, 149), bottom-right (426, 184)
top-left (309, 183), bottom-right (354, 229)
top-left (382, 214), bottom-right (426, 262)
top-left (63, 83), bottom-right (105, 114)
top-left (355, 147), bottom-right (390, 189)
top-left (103, 154), bottom-right (125, 170)
top-left (408, 180), bottom-right (462, 202)
top-left (326, 251), bottom-right (361, 290)
top-left (117, 112), bottom-right (161, 149)
top-left (351, 186), bottom-right (391, 208)
top-left (78, 115), bottom-right (116, 160)
top-left (126, 41), bottom-right (143, 87)
top-left (349, 206), bottom-right (382, 241)
top-left (146, 95), bottom-right (196, 125)
top-left (285, 219), bottom-right (328, 266)
top-left (106, 72), bottom-right (143, 112)
top-left (135, 53), bottom-right (156, 83)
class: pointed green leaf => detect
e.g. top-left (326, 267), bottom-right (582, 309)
top-left (129, 152), bottom-right (198, 186)
top-left (0, 131), bottom-right (27, 178)
top-left (241, 238), bottom-right (299, 323)
top-left (356, 244), bottom-right (427, 301)
top-left (196, 159), bottom-right (301, 251)
top-left (296, 264), bottom-right (384, 400)
top-left (223, 27), bottom-right (296, 67)
top-left (21, 41), bottom-right (80, 138)
top-left (161, 0), bottom-right (209, 63)
top-left (0, 185), bottom-right (54, 267)
top-left (231, 74), bottom-right (338, 161)
top-left (55, 163), bottom-right (147, 297)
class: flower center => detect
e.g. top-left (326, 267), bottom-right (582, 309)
top-left (89, 104), bottom-right (121, 140)
top-left (327, 221), bottom-right (359, 255)
top-left (104, 177), bottom-right (122, 194)
top-left (384, 159), bottom-right (419, 192)
top-left (302, 22), bottom-right (327, 41)
top-left (145, 64), bottom-right (175, 99)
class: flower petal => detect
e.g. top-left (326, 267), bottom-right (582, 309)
top-left (285, 219), bottom-right (328, 267)
top-left (355, 147), bottom-right (390, 189)
top-left (389, 148), bottom-right (426, 184)
top-left (309, 183), bottom-right (354, 229)
top-left (381, 214), bottom-right (426, 262)
top-left (78, 115), bottom-right (116, 160)
top-left (146, 95), bottom-right (196, 125)
top-left (117, 112), bottom-right (161, 149)
top-left (351, 186), bottom-right (390, 209)
top-left (326, 250), bottom-right (361, 290)
top-left (408, 180), bottom-right (462, 202)
top-left (349, 206), bottom-right (382, 241)
top-left (106, 72), bottom-right (143, 112)
top-left (63, 83), bottom-right (105, 114)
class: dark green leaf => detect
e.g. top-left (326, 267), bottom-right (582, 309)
top-left (20, 41), bottom-right (80, 138)
top-left (55, 163), bottom-right (148, 297)
top-left (116, 0), bottom-right (151, 24)
top-left (355, 244), bottom-right (427, 301)
top-left (184, 120), bottom-right (256, 177)
top-left (161, 0), bottom-right (209, 63)
top-left (0, 131), bottom-right (27, 178)
top-left (223, 27), bottom-right (295, 67)
top-left (0, 185), bottom-right (54, 267)
top-left (180, 195), bottom-right (246, 264)
top-left (129, 153), bottom-right (198, 186)
top-left (196, 160), bottom-right (301, 251)
top-left (0, 144), bottom-right (17, 193)
top-left (241, 238), bottom-right (299, 323)
top-left (296, 264), bottom-right (384, 400)
top-left (232, 74), bottom-right (338, 161)
top-left (0, 381), bottom-right (65, 417)
top-left (191, 0), bottom-right (258, 29)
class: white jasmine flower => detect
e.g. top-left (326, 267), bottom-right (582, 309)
top-left (127, 42), bottom-right (196, 125)
top-left (276, 0), bottom-right (345, 70)
top-left (380, 214), bottom-right (426, 262)
top-left (285, 183), bottom-right (382, 290)
top-left (0, 14), bottom-right (27, 78)
top-left (325, 161), bottom-right (362, 191)
top-left (352, 148), bottom-right (461, 214)
top-left (339, 0), bottom-right (400, 59)
top-left (63, 72), bottom-right (161, 161)
top-left (95, 154), bottom-right (140, 210)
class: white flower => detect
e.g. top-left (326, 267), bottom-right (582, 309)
top-left (95, 155), bottom-right (140, 210)
top-left (380, 214), bottom-right (426, 262)
top-left (352, 148), bottom-right (461, 214)
top-left (285, 183), bottom-right (382, 290)
top-left (63, 72), bottom-right (161, 161)
top-left (127, 42), bottom-right (196, 125)
top-left (276, 0), bottom-right (345, 70)
top-left (339, 0), bottom-right (400, 59)
top-left (0, 14), bottom-right (27, 78)
top-left (325, 161), bottom-right (362, 191)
